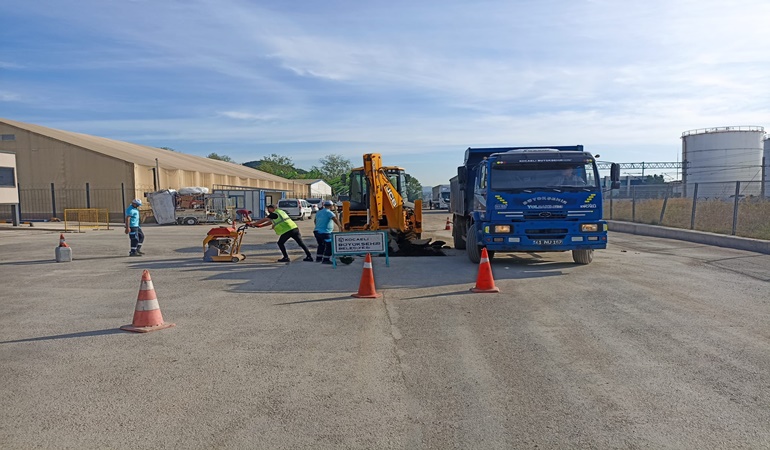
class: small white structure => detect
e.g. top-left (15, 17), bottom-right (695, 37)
top-left (292, 179), bottom-right (332, 198)
top-left (0, 151), bottom-right (20, 225)
top-left (681, 126), bottom-right (765, 198)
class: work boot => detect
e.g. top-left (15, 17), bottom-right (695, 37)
top-left (316, 256), bottom-right (323, 262)
top-left (303, 256), bottom-right (314, 262)
top-left (135, 250), bottom-right (145, 256)
top-left (128, 252), bottom-right (142, 257)
top-left (276, 257), bottom-right (291, 263)
top-left (321, 259), bottom-right (333, 265)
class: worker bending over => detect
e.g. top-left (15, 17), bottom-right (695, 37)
top-left (250, 204), bottom-right (314, 263)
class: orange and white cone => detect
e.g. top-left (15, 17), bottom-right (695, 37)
top-left (58, 234), bottom-right (69, 247)
top-left (445, 217), bottom-right (451, 230)
top-left (352, 253), bottom-right (382, 298)
top-left (470, 248), bottom-right (499, 293)
top-left (120, 270), bottom-right (175, 333)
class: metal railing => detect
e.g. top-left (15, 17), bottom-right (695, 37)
top-left (681, 125), bottom-right (764, 137)
top-left (64, 208), bottom-right (111, 232)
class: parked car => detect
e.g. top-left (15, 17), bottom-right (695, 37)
top-left (305, 198), bottom-right (323, 213)
top-left (277, 198), bottom-right (312, 220)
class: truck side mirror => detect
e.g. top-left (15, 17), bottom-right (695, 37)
top-left (610, 163), bottom-right (621, 190)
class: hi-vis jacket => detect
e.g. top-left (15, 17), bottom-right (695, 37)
top-left (271, 209), bottom-right (298, 235)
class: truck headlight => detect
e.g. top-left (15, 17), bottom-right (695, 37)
top-left (493, 225), bottom-right (511, 233)
top-left (581, 224), bottom-right (599, 232)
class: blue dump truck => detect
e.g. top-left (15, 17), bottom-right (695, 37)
top-left (450, 146), bottom-right (620, 264)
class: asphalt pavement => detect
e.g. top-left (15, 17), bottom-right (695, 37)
top-left (1, 210), bottom-right (769, 449)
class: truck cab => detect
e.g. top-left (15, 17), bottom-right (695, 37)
top-left (451, 146), bottom-right (620, 264)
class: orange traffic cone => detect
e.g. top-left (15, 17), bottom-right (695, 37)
top-left (120, 270), bottom-right (176, 333)
top-left (445, 217), bottom-right (451, 230)
top-left (352, 253), bottom-right (382, 298)
top-left (470, 248), bottom-right (499, 293)
top-left (58, 234), bottom-right (69, 247)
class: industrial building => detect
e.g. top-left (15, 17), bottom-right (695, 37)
top-left (0, 118), bottom-right (314, 221)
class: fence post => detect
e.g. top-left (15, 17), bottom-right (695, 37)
top-left (631, 186), bottom-right (636, 222)
top-left (121, 183), bottom-right (126, 218)
top-left (731, 181), bottom-right (740, 235)
top-left (17, 182), bottom-right (22, 221)
top-left (609, 194), bottom-right (613, 220)
top-left (86, 182), bottom-right (91, 209)
top-left (690, 183), bottom-right (698, 230)
top-left (659, 187), bottom-right (669, 225)
top-left (51, 182), bottom-right (56, 218)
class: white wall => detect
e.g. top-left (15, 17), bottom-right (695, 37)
top-left (309, 180), bottom-right (332, 197)
top-left (0, 151), bottom-right (19, 204)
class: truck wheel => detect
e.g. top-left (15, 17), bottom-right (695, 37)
top-left (572, 249), bottom-right (593, 264)
top-left (453, 217), bottom-right (466, 249)
top-left (184, 217), bottom-right (198, 225)
top-left (466, 223), bottom-right (482, 263)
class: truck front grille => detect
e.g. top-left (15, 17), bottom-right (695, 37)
top-left (525, 228), bottom-right (568, 239)
top-left (523, 211), bottom-right (568, 220)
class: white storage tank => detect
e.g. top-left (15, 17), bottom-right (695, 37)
top-left (764, 134), bottom-right (770, 196)
top-left (681, 126), bottom-right (765, 198)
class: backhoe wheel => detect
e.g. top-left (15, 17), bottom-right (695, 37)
top-left (184, 217), bottom-right (198, 225)
top-left (453, 217), bottom-right (466, 250)
top-left (572, 249), bottom-right (594, 264)
top-left (231, 256), bottom-right (241, 263)
top-left (466, 223), bottom-right (482, 263)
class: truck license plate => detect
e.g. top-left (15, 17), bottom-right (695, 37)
top-left (533, 239), bottom-right (563, 245)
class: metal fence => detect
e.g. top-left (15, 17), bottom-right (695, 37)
top-left (0, 183), bottom-right (138, 223)
top-left (605, 181), bottom-right (770, 240)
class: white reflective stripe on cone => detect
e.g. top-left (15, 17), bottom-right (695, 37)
top-left (363, 262), bottom-right (372, 269)
top-left (140, 280), bottom-right (154, 291)
top-left (480, 257), bottom-right (489, 264)
top-left (135, 299), bottom-right (160, 311)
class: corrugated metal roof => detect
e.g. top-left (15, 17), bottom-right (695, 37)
top-left (0, 117), bottom-right (289, 183)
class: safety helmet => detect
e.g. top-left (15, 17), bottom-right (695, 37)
top-left (323, 200), bottom-right (334, 206)
top-left (131, 198), bottom-right (143, 206)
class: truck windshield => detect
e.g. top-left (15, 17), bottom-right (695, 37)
top-left (490, 162), bottom-right (598, 191)
top-left (440, 192), bottom-right (450, 201)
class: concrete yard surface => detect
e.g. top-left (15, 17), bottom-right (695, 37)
top-left (1, 211), bottom-right (769, 449)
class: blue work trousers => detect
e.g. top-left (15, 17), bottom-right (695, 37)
top-left (313, 230), bottom-right (332, 260)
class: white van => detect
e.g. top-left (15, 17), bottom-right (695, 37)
top-left (276, 198), bottom-right (312, 220)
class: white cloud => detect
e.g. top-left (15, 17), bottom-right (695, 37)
top-left (0, 91), bottom-right (21, 102)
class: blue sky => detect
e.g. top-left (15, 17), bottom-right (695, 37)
top-left (2, 0), bottom-right (769, 186)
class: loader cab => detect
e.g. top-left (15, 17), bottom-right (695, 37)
top-left (347, 166), bottom-right (409, 211)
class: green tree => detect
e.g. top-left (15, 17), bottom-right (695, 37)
top-left (312, 154), bottom-right (353, 180)
top-left (207, 152), bottom-right (234, 162)
top-left (644, 174), bottom-right (666, 184)
top-left (404, 174), bottom-right (422, 202)
top-left (244, 154), bottom-right (299, 178)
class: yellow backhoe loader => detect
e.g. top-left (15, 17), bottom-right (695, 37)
top-left (340, 153), bottom-right (445, 256)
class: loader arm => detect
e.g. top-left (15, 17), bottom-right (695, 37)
top-left (341, 153), bottom-right (422, 236)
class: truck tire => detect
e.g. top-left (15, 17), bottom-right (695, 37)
top-left (184, 217), bottom-right (198, 225)
top-left (453, 217), bottom-right (466, 249)
top-left (466, 223), bottom-right (482, 263)
top-left (572, 249), bottom-right (593, 264)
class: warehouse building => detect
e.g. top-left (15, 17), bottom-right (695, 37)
top-left (0, 118), bottom-right (312, 221)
